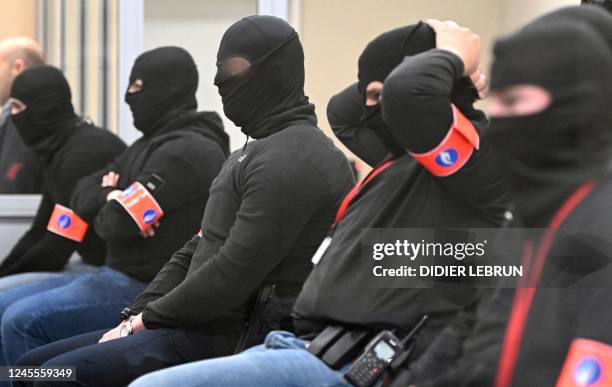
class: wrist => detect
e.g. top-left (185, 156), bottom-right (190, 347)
top-left (131, 313), bottom-right (146, 333)
top-left (106, 189), bottom-right (122, 202)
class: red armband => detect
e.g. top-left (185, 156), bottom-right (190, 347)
top-left (114, 182), bottom-right (164, 231)
top-left (47, 204), bottom-right (89, 242)
top-left (556, 338), bottom-right (612, 387)
top-left (408, 104), bottom-right (480, 177)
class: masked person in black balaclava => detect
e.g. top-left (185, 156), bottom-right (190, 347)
top-left (2, 46), bottom-right (231, 368)
top-left (387, 8), bottom-right (612, 387)
top-left (487, 16), bottom-right (612, 387)
top-left (13, 16), bottom-right (354, 387)
top-left (328, 23), bottom-right (488, 168)
top-left (0, 65), bottom-right (125, 364)
top-left (120, 20), bottom-right (509, 387)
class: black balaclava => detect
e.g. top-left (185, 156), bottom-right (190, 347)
top-left (537, 6), bottom-right (612, 50)
top-left (125, 46), bottom-right (198, 136)
top-left (214, 15), bottom-right (308, 139)
top-left (488, 20), bottom-right (612, 227)
top-left (11, 65), bottom-right (78, 158)
top-left (357, 21), bottom-right (479, 158)
top-left (581, 0), bottom-right (612, 13)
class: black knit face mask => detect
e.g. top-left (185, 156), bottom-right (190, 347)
top-left (214, 15), bottom-right (306, 138)
top-left (11, 65), bottom-right (76, 155)
top-left (125, 46), bottom-right (198, 136)
top-left (488, 19), bottom-right (612, 224)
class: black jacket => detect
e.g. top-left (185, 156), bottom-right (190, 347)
top-left (405, 178), bottom-right (612, 387)
top-left (0, 119), bottom-right (126, 275)
top-left (0, 107), bottom-right (42, 193)
top-left (293, 51), bottom-right (509, 359)
top-left (71, 111), bottom-right (229, 283)
top-left (502, 176), bottom-right (612, 387)
top-left (128, 104), bottom-right (354, 358)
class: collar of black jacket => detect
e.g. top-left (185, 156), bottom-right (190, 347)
top-left (244, 103), bottom-right (317, 140)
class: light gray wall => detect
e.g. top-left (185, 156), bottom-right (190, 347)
top-left (0, 195), bottom-right (40, 259)
top-left (143, 0), bottom-right (258, 152)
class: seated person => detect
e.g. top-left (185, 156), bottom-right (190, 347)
top-left (14, 16), bottom-right (355, 387)
top-left (0, 46), bottom-right (230, 366)
top-left (0, 66), bottom-right (125, 281)
top-left (389, 6), bottom-right (612, 387)
top-left (126, 19), bottom-right (510, 387)
top-left (0, 65), bottom-right (126, 366)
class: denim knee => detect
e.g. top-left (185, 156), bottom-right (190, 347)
top-left (1, 301), bottom-right (36, 341)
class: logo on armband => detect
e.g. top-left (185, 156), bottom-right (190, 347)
top-left (58, 214), bottom-right (72, 229)
top-left (435, 148), bottom-right (458, 167)
top-left (47, 205), bottom-right (88, 242)
top-left (574, 358), bottom-right (601, 385)
top-left (557, 339), bottom-right (612, 387)
top-left (113, 182), bottom-right (164, 232)
top-left (143, 209), bottom-right (158, 224)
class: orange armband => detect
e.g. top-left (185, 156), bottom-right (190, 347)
top-left (47, 204), bottom-right (89, 242)
top-left (556, 338), bottom-right (612, 387)
top-left (408, 104), bottom-right (480, 177)
top-left (114, 182), bottom-right (164, 231)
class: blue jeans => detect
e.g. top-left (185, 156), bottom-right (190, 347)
top-left (0, 266), bottom-right (146, 367)
top-left (128, 331), bottom-right (352, 387)
top-left (0, 258), bottom-right (96, 291)
top-left (0, 259), bottom-right (99, 369)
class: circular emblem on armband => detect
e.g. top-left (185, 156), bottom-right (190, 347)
top-left (58, 214), bottom-right (72, 229)
top-left (143, 209), bottom-right (157, 224)
top-left (435, 148), bottom-right (458, 167)
top-left (574, 358), bottom-right (601, 385)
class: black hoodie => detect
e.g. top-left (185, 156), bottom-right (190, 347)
top-left (71, 46), bottom-right (230, 283)
top-left (488, 15), bottom-right (612, 387)
top-left (293, 40), bottom-right (509, 363)
top-left (0, 66), bottom-right (126, 275)
top-left (128, 16), bottom-right (355, 360)
top-left (71, 111), bottom-right (228, 282)
top-left (401, 10), bottom-right (612, 387)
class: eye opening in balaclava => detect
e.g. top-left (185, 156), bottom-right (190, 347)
top-left (214, 15), bottom-right (308, 139)
top-left (124, 46), bottom-right (198, 136)
top-left (10, 64), bottom-right (77, 157)
top-left (488, 19), bottom-right (612, 226)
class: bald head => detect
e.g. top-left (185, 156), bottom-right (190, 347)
top-left (0, 36), bottom-right (44, 106)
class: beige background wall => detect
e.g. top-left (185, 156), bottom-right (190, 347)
top-left (0, 0), bottom-right (37, 39)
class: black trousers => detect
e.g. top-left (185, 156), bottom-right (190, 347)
top-left (14, 329), bottom-right (184, 387)
top-left (13, 316), bottom-right (243, 387)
